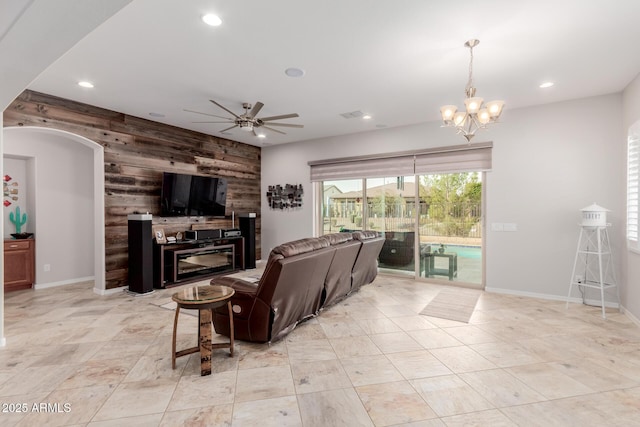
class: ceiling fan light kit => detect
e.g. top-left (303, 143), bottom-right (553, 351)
top-left (440, 39), bottom-right (505, 142)
top-left (185, 100), bottom-right (303, 138)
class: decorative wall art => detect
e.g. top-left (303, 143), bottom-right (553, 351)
top-left (3, 174), bottom-right (19, 207)
top-left (266, 184), bottom-right (303, 210)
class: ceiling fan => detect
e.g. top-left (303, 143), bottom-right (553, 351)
top-left (185, 99), bottom-right (303, 136)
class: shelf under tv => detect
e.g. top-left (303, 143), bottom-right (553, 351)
top-left (153, 237), bottom-right (244, 288)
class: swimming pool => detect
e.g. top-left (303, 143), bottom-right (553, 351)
top-left (424, 244), bottom-right (481, 259)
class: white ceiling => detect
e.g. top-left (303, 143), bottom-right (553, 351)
top-left (10, 0), bottom-right (640, 146)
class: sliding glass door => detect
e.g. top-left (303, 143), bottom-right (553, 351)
top-left (417, 172), bottom-right (483, 286)
top-left (317, 166), bottom-right (485, 287)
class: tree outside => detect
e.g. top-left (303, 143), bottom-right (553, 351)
top-left (322, 174), bottom-right (482, 243)
top-left (419, 172), bottom-right (482, 242)
top-left (322, 175), bottom-right (482, 283)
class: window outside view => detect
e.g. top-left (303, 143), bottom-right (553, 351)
top-left (322, 172), bottom-right (482, 285)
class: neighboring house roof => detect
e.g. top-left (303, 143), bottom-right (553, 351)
top-left (330, 182), bottom-right (417, 199)
top-left (323, 185), bottom-right (343, 195)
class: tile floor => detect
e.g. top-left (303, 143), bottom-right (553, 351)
top-left (1, 272), bottom-right (640, 426)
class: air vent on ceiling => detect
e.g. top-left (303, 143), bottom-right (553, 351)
top-left (339, 110), bottom-right (364, 119)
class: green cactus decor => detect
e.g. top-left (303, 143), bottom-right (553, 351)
top-left (9, 206), bottom-right (27, 233)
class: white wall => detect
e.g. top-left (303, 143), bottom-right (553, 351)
top-left (623, 72), bottom-right (640, 321)
top-left (485, 95), bottom-right (624, 301)
top-left (4, 131), bottom-right (94, 286)
top-left (262, 93), bottom-right (626, 304)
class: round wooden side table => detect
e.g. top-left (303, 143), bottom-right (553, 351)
top-left (171, 285), bottom-right (235, 376)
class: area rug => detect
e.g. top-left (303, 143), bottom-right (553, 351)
top-left (420, 287), bottom-right (481, 323)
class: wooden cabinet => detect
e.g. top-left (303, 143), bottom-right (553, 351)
top-left (4, 238), bottom-right (35, 292)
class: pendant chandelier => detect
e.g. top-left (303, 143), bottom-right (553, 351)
top-left (440, 39), bottom-right (504, 142)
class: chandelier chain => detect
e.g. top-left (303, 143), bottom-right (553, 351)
top-left (466, 45), bottom-right (474, 95)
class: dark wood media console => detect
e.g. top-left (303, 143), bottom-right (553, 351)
top-left (153, 237), bottom-right (244, 288)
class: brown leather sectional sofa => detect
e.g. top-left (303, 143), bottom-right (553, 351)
top-left (210, 231), bottom-right (385, 343)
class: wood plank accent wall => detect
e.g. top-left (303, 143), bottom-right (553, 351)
top-left (3, 90), bottom-right (261, 289)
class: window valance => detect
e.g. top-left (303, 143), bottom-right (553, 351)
top-left (308, 142), bottom-right (492, 181)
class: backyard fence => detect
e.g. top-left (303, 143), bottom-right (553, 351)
top-left (324, 201), bottom-right (482, 239)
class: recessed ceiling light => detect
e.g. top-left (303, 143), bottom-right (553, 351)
top-left (362, 115), bottom-right (372, 120)
top-left (285, 67), bottom-right (305, 78)
top-left (257, 134), bottom-right (266, 139)
top-left (539, 81), bottom-right (554, 88)
top-left (78, 81), bottom-right (94, 88)
top-left (202, 14), bottom-right (222, 26)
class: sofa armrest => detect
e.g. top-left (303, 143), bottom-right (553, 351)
top-left (210, 276), bottom-right (260, 319)
top-left (210, 276), bottom-right (259, 295)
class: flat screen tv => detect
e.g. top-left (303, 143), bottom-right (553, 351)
top-left (161, 172), bottom-right (227, 217)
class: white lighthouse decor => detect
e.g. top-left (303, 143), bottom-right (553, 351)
top-left (580, 203), bottom-right (609, 228)
top-left (566, 203), bottom-right (619, 318)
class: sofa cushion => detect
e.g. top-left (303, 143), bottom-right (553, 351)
top-left (351, 231), bottom-right (385, 291)
top-left (321, 232), bottom-right (353, 246)
top-left (271, 237), bottom-right (329, 258)
top-left (321, 233), bottom-right (362, 308)
top-left (352, 230), bottom-right (380, 240)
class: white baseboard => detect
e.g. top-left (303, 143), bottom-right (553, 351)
top-left (485, 286), bottom-right (566, 301)
top-left (34, 276), bottom-right (95, 290)
top-left (621, 305), bottom-right (640, 327)
top-left (484, 287), bottom-right (620, 308)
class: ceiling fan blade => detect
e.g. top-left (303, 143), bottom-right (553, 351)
top-left (183, 109), bottom-right (231, 120)
top-left (219, 124), bottom-right (239, 133)
top-left (263, 123), bottom-right (304, 128)
top-left (210, 99), bottom-right (240, 118)
top-left (262, 125), bottom-right (286, 135)
top-left (248, 102), bottom-right (264, 118)
top-left (259, 113), bottom-right (299, 122)
top-left (192, 121), bottom-right (234, 124)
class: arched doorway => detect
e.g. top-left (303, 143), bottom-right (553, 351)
top-left (3, 127), bottom-right (106, 293)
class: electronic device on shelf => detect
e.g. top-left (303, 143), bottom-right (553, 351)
top-left (224, 229), bottom-right (241, 237)
top-left (185, 229), bottom-right (223, 241)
